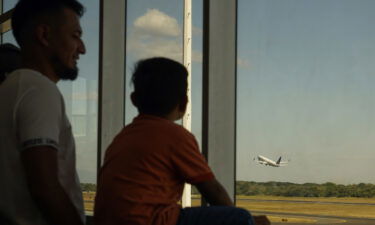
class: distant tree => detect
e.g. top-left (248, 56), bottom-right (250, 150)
top-left (235, 181), bottom-right (375, 198)
top-left (81, 183), bottom-right (96, 192)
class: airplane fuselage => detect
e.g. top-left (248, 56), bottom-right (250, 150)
top-left (257, 155), bottom-right (280, 167)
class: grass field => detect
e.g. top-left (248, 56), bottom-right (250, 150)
top-left (236, 198), bottom-right (375, 219)
top-left (237, 195), bottom-right (375, 204)
top-left (83, 192), bottom-right (375, 219)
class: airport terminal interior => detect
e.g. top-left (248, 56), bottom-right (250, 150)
top-left (1, 0), bottom-right (375, 224)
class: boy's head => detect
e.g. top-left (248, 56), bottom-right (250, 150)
top-left (131, 57), bottom-right (188, 118)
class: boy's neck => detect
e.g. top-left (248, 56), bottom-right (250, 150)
top-left (165, 107), bottom-right (184, 121)
top-left (142, 107), bottom-right (183, 122)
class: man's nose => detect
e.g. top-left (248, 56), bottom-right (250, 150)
top-left (79, 40), bottom-right (86, 54)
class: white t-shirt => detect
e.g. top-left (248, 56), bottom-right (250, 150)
top-left (0, 69), bottom-right (85, 225)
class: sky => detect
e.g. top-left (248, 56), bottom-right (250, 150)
top-left (237, 0), bottom-right (375, 184)
top-left (2, 0), bottom-right (375, 185)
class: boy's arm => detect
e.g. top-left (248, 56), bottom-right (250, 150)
top-left (195, 178), bottom-right (234, 206)
top-left (195, 179), bottom-right (271, 225)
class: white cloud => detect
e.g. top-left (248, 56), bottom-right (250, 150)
top-left (133, 9), bottom-right (181, 37)
top-left (128, 9), bottom-right (204, 65)
top-left (127, 34), bottom-right (182, 62)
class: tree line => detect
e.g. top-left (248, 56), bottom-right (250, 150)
top-left (236, 181), bottom-right (375, 198)
top-left (82, 181), bottom-right (375, 198)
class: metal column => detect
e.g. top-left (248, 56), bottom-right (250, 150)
top-left (181, 0), bottom-right (192, 207)
top-left (98, 0), bottom-right (126, 169)
top-left (202, 0), bottom-right (237, 202)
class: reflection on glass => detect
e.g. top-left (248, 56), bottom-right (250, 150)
top-left (57, 1), bottom-right (100, 215)
top-left (236, 0), bottom-right (375, 223)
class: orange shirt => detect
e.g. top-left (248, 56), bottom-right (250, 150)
top-left (94, 114), bottom-right (214, 225)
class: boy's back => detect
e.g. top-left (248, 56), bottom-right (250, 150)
top-left (94, 114), bottom-right (214, 225)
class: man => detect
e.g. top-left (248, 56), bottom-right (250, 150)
top-left (0, 43), bottom-right (21, 84)
top-left (0, 0), bottom-right (86, 225)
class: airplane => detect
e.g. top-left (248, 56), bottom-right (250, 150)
top-left (254, 155), bottom-right (289, 167)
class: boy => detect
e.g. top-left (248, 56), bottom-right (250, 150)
top-left (94, 57), bottom-right (269, 225)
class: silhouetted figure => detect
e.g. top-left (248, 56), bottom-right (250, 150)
top-left (0, 43), bottom-right (21, 84)
top-left (0, 0), bottom-right (86, 225)
top-left (94, 57), bottom-right (270, 225)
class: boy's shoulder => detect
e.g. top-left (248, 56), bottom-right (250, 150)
top-left (131, 114), bottom-right (195, 140)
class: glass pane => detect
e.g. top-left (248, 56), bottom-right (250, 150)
top-left (3, 0), bottom-right (17, 12)
top-left (2, 0), bottom-right (18, 45)
top-left (125, 0), bottom-right (203, 206)
top-left (2, 31), bottom-right (17, 46)
top-left (125, 0), bottom-right (184, 124)
top-left (237, 0), bottom-right (375, 224)
top-left (190, 0), bottom-right (203, 206)
top-left (57, 1), bottom-right (100, 215)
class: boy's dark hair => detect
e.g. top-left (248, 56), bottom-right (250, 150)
top-left (0, 43), bottom-right (21, 84)
top-left (131, 57), bottom-right (188, 116)
top-left (11, 0), bottom-right (84, 47)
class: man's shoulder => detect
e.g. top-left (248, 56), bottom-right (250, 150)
top-left (12, 69), bottom-right (61, 97)
top-left (15, 69), bottom-right (56, 87)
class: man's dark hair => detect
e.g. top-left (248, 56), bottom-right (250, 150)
top-left (131, 57), bottom-right (188, 116)
top-left (11, 0), bottom-right (84, 47)
top-left (0, 43), bottom-right (21, 84)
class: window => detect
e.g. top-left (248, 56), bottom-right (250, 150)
top-left (237, 0), bottom-right (375, 223)
top-left (124, 0), bottom-right (184, 124)
top-left (2, 0), bottom-right (17, 44)
top-left (125, 0), bottom-right (203, 206)
top-left (59, 1), bottom-right (100, 214)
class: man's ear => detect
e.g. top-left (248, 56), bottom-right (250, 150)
top-left (35, 24), bottom-right (51, 47)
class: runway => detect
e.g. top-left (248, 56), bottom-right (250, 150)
top-left (253, 211), bottom-right (375, 225)
top-left (243, 198), bottom-right (375, 206)
top-left (85, 198), bottom-right (375, 224)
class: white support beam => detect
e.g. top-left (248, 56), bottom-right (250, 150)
top-left (202, 0), bottom-right (237, 202)
top-left (181, 0), bottom-right (192, 208)
top-left (98, 0), bottom-right (126, 168)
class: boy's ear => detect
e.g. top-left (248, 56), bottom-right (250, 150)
top-left (35, 24), bottom-right (51, 47)
top-left (130, 92), bottom-right (138, 107)
top-left (178, 95), bottom-right (188, 113)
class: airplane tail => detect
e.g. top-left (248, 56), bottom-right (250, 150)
top-left (276, 156), bottom-right (282, 164)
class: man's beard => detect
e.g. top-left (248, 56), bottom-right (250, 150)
top-left (51, 56), bottom-right (79, 80)
top-left (58, 66), bottom-right (79, 80)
